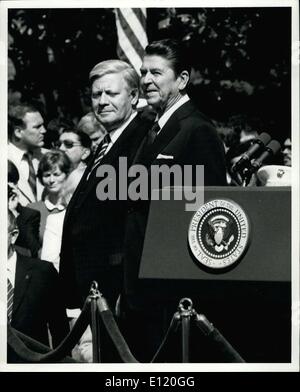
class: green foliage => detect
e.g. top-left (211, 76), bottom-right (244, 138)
top-left (8, 7), bottom-right (291, 139)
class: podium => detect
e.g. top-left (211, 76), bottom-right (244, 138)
top-left (138, 187), bottom-right (291, 362)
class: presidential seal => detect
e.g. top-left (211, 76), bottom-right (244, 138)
top-left (188, 199), bottom-right (250, 269)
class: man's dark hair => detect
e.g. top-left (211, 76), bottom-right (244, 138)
top-left (62, 129), bottom-right (92, 150)
top-left (144, 39), bottom-right (191, 76)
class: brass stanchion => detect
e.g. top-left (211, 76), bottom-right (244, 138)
top-left (89, 281), bottom-right (101, 363)
top-left (177, 298), bottom-right (196, 363)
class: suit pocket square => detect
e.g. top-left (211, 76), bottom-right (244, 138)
top-left (156, 154), bottom-right (174, 159)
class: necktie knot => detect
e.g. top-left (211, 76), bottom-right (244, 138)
top-left (147, 122), bottom-right (160, 146)
top-left (103, 133), bottom-right (111, 145)
top-left (86, 133), bottom-right (111, 180)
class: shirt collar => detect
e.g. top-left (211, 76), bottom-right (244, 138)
top-left (157, 94), bottom-right (190, 131)
top-left (8, 251), bottom-right (17, 288)
top-left (108, 111), bottom-right (138, 145)
top-left (8, 142), bottom-right (43, 162)
top-left (8, 143), bottom-right (26, 165)
top-left (44, 197), bottom-right (65, 211)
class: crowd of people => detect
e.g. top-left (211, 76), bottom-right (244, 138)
top-left (6, 39), bottom-right (292, 363)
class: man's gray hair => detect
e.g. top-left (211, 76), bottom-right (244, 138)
top-left (89, 59), bottom-right (140, 91)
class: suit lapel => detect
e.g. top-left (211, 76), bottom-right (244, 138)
top-left (13, 255), bottom-right (32, 317)
top-left (66, 114), bottom-right (144, 214)
top-left (136, 100), bottom-right (196, 167)
top-left (18, 177), bottom-right (36, 204)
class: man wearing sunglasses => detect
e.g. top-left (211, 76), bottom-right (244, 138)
top-left (59, 60), bottom-right (152, 357)
top-left (56, 129), bottom-right (92, 171)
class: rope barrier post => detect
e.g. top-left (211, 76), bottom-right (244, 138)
top-left (177, 298), bottom-right (195, 363)
top-left (89, 281), bottom-right (101, 363)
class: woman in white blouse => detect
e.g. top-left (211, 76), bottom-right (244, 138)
top-left (29, 150), bottom-right (72, 271)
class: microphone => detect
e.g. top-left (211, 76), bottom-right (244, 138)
top-left (232, 132), bottom-right (272, 172)
top-left (247, 139), bottom-right (282, 174)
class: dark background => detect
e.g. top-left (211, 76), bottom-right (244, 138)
top-left (8, 7), bottom-right (291, 143)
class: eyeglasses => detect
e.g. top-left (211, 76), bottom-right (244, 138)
top-left (53, 140), bottom-right (82, 149)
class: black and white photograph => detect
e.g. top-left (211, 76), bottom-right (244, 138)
top-left (0, 0), bottom-right (299, 374)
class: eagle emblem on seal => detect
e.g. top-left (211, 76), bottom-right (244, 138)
top-left (188, 199), bottom-right (250, 269)
top-left (205, 215), bottom-right (235, 253)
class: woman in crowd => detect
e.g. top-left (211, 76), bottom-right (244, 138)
top-left (28, 150), bottom-right (72, 271)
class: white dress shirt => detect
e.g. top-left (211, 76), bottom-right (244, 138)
top-left (41, 199), bottom-right (66, 272)
top-left (104, 111), bottom-right (138, 155)
top-left (8, 143), bottom-right (46, 205)
top-left (157, 94), bottom-right (190, 133)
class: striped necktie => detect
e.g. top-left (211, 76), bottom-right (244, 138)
top-left (7, 278), bottom-right (14, 324)
top-left (146, 121), bottom-right (160, 146)
top-left (23, 152), bottom-right (37, 198)
top-left (87, 134), bottom-right (111, 180)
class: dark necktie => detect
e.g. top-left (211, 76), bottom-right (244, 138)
top-left (146, 121), bottom-right (160, 146)
top-left (23, 152), bottom-right (37, 198)
top-left (7, 278), bottom-right (14, 323)
top-left (87, 133), bottom-right (111, 180)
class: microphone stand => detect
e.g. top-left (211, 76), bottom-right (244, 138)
top-left (230, 164), bottom-right (251, 187)
top-left (230, 139), bottom-right (282, 187)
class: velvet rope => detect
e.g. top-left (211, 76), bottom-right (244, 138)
top-left (150, 315), bottom-right (179, 363)
top-left (96, 296), bottom-right (139, 363)
top-left (7, 298), bottom-right (91, 363)
top-left (195, 313), bottom-right (245, 363)
top-left (8, 329), bottom-right (77, 363)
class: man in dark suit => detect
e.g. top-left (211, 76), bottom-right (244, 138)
top-left (59, 60), bottom-right (152, 313)
top-left (122, 39), bottom-right (227, 361)
top-left (7, 210), bottom-right (69, 362)
top-left (8, 160), bottom-right (40, 257)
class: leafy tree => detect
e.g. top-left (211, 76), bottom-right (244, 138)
top-left (8, 7), bottom-right (291, 140)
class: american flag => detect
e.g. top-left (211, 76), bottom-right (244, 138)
top-left (115, 8), bottom-right (148, 75)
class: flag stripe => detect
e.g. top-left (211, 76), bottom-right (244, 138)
top-left (115, 8), bottom-right (148, 75)
top-left (120, 8), bottom-right (148, 48)
top-left (116, 16), bottom-right (143, 74)
top-left (117, 9), bottom-right (145, 59)
top-left (116, 45), bottom-right (131, 66)
top-left (132, 8), bottom-right (147, 30)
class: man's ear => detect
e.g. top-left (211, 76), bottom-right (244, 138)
top-left (81, 148), bottom-right (91, 161)
top-left (10, 229), bottom-right (19, 245)
top-left (130, 88), bottom-right (139, 107)
top-left (178, 70), bottom-right (190, 91)
top-left (13, 127), bottom-right (23, 141)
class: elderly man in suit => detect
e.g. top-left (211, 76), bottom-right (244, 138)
top-left (59, 60), bottom-right (152, 314)
top-left (8, 103), bottom-right (47, 206)
top-left (122, 39), bottom-right (227, 361)
top-left (7, 210), bottom-right (69, 362)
